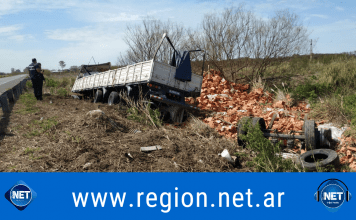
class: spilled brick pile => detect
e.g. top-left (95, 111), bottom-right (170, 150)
top-left (185, 69), bottom-right (356, 171)
top-left (185, 69), bottom-right (312, 139)
top-left (337, 137), bottom-right (356, 172)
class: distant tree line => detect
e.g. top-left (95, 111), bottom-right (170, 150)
top-left (117, 4), bottom-right (315, 83)
top-left (11, 68), bottom-right (21, 73)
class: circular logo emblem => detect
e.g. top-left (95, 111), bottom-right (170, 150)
top-left (10, 184), bottom-right (32, 207)
top-left (320, 184), bottom-right (345, 209)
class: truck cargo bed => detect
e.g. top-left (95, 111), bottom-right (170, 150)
top-left (72, 59), bottom-right (203, 94)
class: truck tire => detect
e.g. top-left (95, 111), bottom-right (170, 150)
top-left (166, 106), bottom-right (185, 124)
top-left (304, 120), bottom-right (316, 150)
top-left (94, 90), bottom-right (103, 103)
top-left (127, 85), bottom-right (140, 101)
top-left (102, 88), bottom-right (110, 103)
top-left (126, 86), bottom-right (133, 99)
top-left (108, 91), bottom-right (119, 106)
top-left (71, 95), bottom-right (82, 100)
top-left (296, 149), bottom-right (339, 171)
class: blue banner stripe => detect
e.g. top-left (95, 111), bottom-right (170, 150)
top-left (0, 173), bottom-right (354, 219)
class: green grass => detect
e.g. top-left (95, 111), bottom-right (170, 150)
top-left (60, 77), bottom-right (70, 87)
top-left (23, 147), bottom-right (42, 160)
top-left (24, 74), bottom-right (73, 98)
top-left (36, 117), bottom-right (58, 131)
top-left (261, 53), bottom-right (356, 80)
top-left (45, 78), bottom-right (60, 88)
top-left (255, 54), bottom-right (356, 137)
top-left (238, 117), bottom-right (302, 172)
top-left (26, 130), bottom-right (41, 137)
top-left (24, 117), bottom-right (58, 138)
top-left (16, 93), bottom-right (38, 114)
top-left (26, 80), bottom-right (33, 89)
top-left (291, 80), bottom-right (332, 103)
top-left (57, 88), bottom-right (69, 97)
top-left (23, 147), bottom-right (37, 155)
top-left (8, 165), bottom-right (16, 170)
top-left (71, 136), bottom-right (82, 143)
top-left (126, 103), bottom-right (162, 127)
top-left (37, 75), bottom-right (74, 97)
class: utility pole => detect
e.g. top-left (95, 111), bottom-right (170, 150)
top-left (310, 39), bottom-right (313, 61)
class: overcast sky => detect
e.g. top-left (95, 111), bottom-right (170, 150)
top-left (0, 0), bottom-right (355, 73)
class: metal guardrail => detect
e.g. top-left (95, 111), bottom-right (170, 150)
top-left (0, 74), bottom-right (29, 113)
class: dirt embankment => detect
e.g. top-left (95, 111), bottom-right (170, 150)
top-left (0, 94), bottom-right (250, 172)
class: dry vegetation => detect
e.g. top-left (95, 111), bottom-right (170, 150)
top-left (1, 4), bottom-right (356, 172)
top-left (0, 81), bottom-right (254, 172)
top-left (1, 52), bottom-right (356, 173)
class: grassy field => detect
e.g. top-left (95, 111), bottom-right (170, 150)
top-left (195, 53), bottom-right (356, 172)
top-left (201, 54), bottom-right (356, 128)
top-left (6, 54), bottom-right (356, 136)
top-left (266, 54), bottom-right (356, 131)
top-left (1, 53), bottom-right (355, 172)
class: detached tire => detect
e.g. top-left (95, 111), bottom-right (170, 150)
top-left (297, 149), bottom-right (339, 171)
top-left (252, 117), bottom-right (267, 130)
top-left (108, 91), bottom-right (119, 106)
top-left (94, 90), bottom-right (103, 103)
top-left (304, 120), bottom-right (316, 150)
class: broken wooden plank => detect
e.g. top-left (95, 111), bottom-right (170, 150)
top-left (140, 145), bottom-right (162, 152)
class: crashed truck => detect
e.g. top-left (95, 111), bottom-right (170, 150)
top-left (71, 33), bottom-right (205, 124)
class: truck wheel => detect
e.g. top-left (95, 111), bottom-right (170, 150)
top-left (71, 95), bottom-right (82, 100)
top-left (94, 90), bottom-right (103, 103)
top-left (296, 149), bottom-right (339, 171)
top-left (108, 91), bottom-right (119, 106)
top-left (102, 88), bottom-right (110, 103)
top-left (304, 120), bottom-right (316, 150)
top-left (166, 106), bottom-right (185, 124)
top-left (126, 86), bottom-right (133, 99)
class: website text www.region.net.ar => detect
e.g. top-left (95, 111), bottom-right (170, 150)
top-left (72, 188), bottom-right (285, 213)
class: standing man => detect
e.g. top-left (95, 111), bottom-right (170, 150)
top-left (28, 58), bottom-right (45, 100)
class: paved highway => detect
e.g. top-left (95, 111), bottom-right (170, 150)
top-left (0, 74), bottom-right (29, 96)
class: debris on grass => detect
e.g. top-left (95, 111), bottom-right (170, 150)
top-left (221, 149), bottom-right (234, 163)
top-left (83, 163), bottom-right (92, 170)
top-left (140, 145), bottom-right (162, 152)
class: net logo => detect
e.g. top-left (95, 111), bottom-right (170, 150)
top-left (314, 179), bottom-right (352, 212)
top-left (4, 180), bottom-right (37, 211)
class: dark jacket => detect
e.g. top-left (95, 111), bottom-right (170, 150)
top-left (28, 63), bottom-right (45, 81)
top-left (28, 63), bottom-right (38, 79)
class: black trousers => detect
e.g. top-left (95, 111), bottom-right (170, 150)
top-left (31, 78), bottom-right (43, 100)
